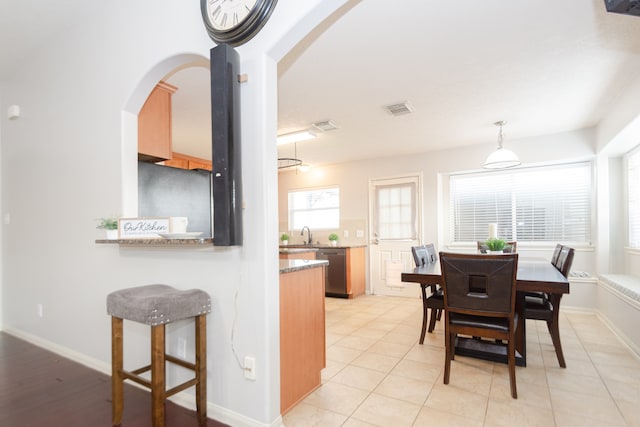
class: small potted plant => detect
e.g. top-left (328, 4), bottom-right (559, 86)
top-left (328, 233), bottom-right (339, 247)
top-left (485, 238), bottom-right (506, 253)
top-left (280, 233), bottom-right (290, 246)
top-left (97, 217), bottom-right (119, 240)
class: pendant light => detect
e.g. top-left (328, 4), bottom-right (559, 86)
top-left (483, 121), bottom-right (521, 169)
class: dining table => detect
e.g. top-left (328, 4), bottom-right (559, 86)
top-left (401, 257), bottom-right (570, 367)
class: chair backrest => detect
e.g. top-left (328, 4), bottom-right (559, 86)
top-left (425, 243), bottom-right (437, 263)
top-left (551, 244), bottom-right (563, 266)
top-left (555, 246), bottom-right (575, 278)
top-left (439, 252), bottom-right (518, 316)
top-left (411, 245), bottom-right (429, 267)
top-left (477, 241), bottom-right (489, 253)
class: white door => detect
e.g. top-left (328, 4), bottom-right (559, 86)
top-left (369, 174), bottom-right (422, 297)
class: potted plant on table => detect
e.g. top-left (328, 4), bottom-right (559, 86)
top-left (280, 233), bottom-right (290, 246)
top-left (485, 238), bottom-right (506, 253)
top-left (97, 217), bottom-right (119, 240)
top-left (328, 233), bottom-right (339, 247)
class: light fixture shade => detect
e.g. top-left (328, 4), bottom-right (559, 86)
top-left (277, 129), bottom-right (316, 145)
top-left (483, 120), bottom-right (520, 169)
top-left (483, 147), bottom-right (521, 169)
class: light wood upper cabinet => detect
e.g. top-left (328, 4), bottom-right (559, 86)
top-left (163, 152), bottom-right (212, 171)
top-left (138, 81), bottom-right (177, 162)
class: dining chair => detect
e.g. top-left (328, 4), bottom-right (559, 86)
top-left (476, 241), bottom-right (489, 253)
top-left (440, 252), bottom-right (519, 398)
top-left (551, 243), bottom-right (563, 266)
top-left (524, 245), bottom-right (574, 368)
top-left (504, 241), bottom-right (517, 253)
top-left (411, 245), bottom-right (429, 266)
top-left (411, 244), bottom-right (443, 343)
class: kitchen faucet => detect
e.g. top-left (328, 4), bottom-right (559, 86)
top-left (301, 226), bottom-right (312, 245)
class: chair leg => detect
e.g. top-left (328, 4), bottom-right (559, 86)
top-left (548, 294), bottom-right (566, 368)
top-left (151, 324), bottom-right (166, 427)
top-left (195, 315), bottom-right (207, 426)
top-left (111, 317), bottom-right (124, 427)
top-left (508, 336), bottom-right (517, 399)
top-left (419, 285), bottom-right (428, 344)
top-left (427, 307), bottom-right (438, 333)
top-left (444, 329), bottom-right (452, 384)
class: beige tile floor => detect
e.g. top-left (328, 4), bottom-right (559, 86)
top-left (283, 295), bottom-right (640, 426)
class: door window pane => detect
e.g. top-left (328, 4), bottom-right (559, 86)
top-left (376, 182), bottom-right (417, 240)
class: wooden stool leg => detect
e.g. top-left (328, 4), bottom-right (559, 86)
top-left (151, 324), bottom-right (166, 427)
top-left (195, 315), bottom-right (207, 425)
top-left (111, 317), bottom-right (124, 426)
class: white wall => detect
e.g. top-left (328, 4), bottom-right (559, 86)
top-left (0, 1), bottom-right (350, 426)
top-left (279, 127), bottom-right (599, 274)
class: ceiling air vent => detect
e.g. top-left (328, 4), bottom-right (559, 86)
top-left (312, 120), bottom-right (339, 132)
top-left (384, 101), bottom-right (414, 116)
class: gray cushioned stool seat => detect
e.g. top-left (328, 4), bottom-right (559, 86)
top-left (107, 284), bottom-right (211, 326)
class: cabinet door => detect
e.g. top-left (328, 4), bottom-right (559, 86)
top-left (138, 81), bottom-right (177, 162)
top-left (346, 247), bottom-right (366, 297)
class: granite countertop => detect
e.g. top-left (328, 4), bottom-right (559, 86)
top-left (95, 238), bottom-right (213, 245)
top-left (280, 244), bottom-right (367, 249)
top-left (279, 259), bottom-right (328, 274)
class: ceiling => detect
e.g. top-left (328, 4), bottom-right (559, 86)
top-left (3, 1), bottom-right (640, 168)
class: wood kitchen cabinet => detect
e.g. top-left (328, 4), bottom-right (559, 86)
top-left (163, 152), bottom-right (212, 171)
top-left (138, 81), bottom-right (177, 162)
top-left (280, 262), bottom-right (326, 414)
top-left (279, 248), bottom-right (317, 260)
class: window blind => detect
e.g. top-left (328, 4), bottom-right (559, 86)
top-left (450, 163), bottom-right (592, 243)
top-left (628, 147), bottom-right (640, 248)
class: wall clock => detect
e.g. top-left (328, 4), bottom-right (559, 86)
top-left (200, 0), bottom-right (278, 46)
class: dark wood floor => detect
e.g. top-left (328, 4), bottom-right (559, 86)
top-left (0, 332), bottom-right (228, 427)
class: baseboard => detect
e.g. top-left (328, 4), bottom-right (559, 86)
top-left (1, 328), bottom-right (282, 427)
top-left (170, 393), bottom-right (284, 427)
top-left (593, 310), bottom-right (640, 360)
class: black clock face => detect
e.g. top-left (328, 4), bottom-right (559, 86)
top-left (200, 0), bottom-right (278, 47)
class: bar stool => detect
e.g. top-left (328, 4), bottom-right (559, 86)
top-left (107, 284), bottom-right (211, 427)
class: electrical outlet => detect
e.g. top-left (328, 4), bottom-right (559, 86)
top-left (356, 229), bottom-right (364, 238)
top-left (37, 304), bottom-right (43, 318)
top-left (244, 356), bottom-right (256, 380)
top-left (177, 337), bottom-right (187, 359)
top-left (343, 230), bottom-right (349, 238)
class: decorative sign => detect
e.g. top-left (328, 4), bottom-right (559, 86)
top-left (118, 217), bottom-right (170, 239)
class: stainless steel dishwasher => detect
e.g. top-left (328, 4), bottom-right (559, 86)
top-left (316, 248), bottom-right (347, 298)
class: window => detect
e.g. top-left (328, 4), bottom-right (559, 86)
top-left (628, 146), bottom-right (640, 248)
top-left (374, 181), bottom-right (417, 240)
top-left (288, 187), bottom-right (339, 230)
top-left (449, 162), bottom-right (592, 243)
